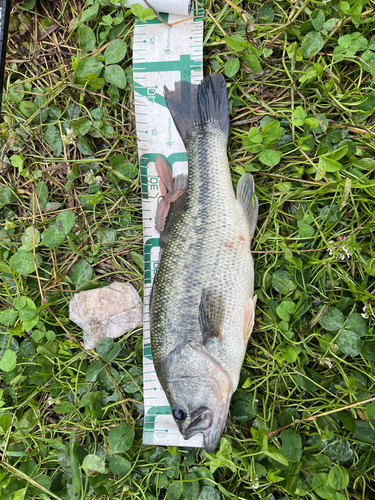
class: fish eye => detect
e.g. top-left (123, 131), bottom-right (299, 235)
top-left (172, 407), bottom-right (187, 421)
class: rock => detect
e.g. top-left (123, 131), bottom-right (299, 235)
top-left (69, 282), bottom-right (143, 350)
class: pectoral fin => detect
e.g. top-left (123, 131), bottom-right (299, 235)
top-left (199, 288), bottom-right (225, 345)
top-left (155, 155), bottom-right (173, 193)
top-left (160, 174), bottom-right (188, 248)
top-left (243, 295), bottom-right (257, 344)
top-left (237, 173), bottom-right (259, 240)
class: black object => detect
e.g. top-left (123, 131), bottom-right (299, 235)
top-left (0, 0), bottom-right (11, 109)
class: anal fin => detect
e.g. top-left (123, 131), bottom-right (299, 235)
top-left (237, 173), bottom-right (259, 240)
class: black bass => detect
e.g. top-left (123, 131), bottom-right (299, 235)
top-left (150, 73), bottom-right (258, 452)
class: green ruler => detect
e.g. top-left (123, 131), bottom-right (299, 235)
top-left (133, 6), bottom-right (204, 447)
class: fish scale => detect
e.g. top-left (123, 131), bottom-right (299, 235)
top-left (150, 74), bottom-right (258, 452)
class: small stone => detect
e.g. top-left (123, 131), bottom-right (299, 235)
top-left (69, 282), bottom-right (143, 349)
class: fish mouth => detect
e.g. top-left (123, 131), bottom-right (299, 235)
top-left (202, 404), bottom-right (230, 453)
top-left (179, 374), bottom-right (231, 453)
top-left (181, 392), bottom-right (231, 453)
top-left (182, 407), bottom-right (214, 440)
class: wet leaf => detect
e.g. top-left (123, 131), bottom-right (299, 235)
top-left (336, 330), bottom-right (361, 356)
top-left (19, 101), bottom-right (38, 118)
top-left (82, 454), bottom-right (108, 476)
top-left (21, 226), bottom-right (40, 251)
top-left (320, 307), bottom-right (345, 331)
top-left (311, 472), bottom-right (336, 499)
top-left (353, 421), bottom-right (375, 444)
top-left (258, 149), bottom-right (281, 167)
top-left (54, 402), bottom-right (76, 413)
top-left (108, 423), bottom-right (135, 453)
top-left (320, 205), bottom-right (340, 222)
top-left (166, 481), bottom-right (183, 500)
top-left (79, 24), bottom-right (96, 52)
top-left (44, 125), bottom-right (63, 156)
top-left (198, 486), bottom-right (220, 500)
top-left (346, 313), bottom-right (368, 337)
top-left (9, 251), bottom-right (42, 274)
top-left (325, 438), bottom-right (353, 462)
top-left (230, 390), bottom-right (257, 422)
top-left (0, 350), bottom-right (17, 372)
top-left (224, 58), bottom-right (240, 78)
top-left (272, 270), bottom-right (296, 295)
top-left (76, 57), bottom-right (103, 79)
top-left (297, 220), bottom-right (314, 237)
top-left (109, 455), bottom-right (131, 476)
top-left (77, 136), bottom-right (94, 155)
top-left (104, 65), bottom-right (127, 89)
top-left (97, 228), bottom-right (117, 244)
top-left (225, 34), bottom-right (247, 52)
top-left (68, 260), bottom-right (94, 286)
top-left (104, 39), bottom-right (127, 64)
top-left (360, 50), bottom-right (375, 72)
top-left (56, 210), bottom-right (76, 234)
top-left (280, 429), bottom-right (302, 462)
top-left (0, 309), bottom-right (18, 325)
top-left (328, 465), bottom-right (349, 490)
top-left (258, 5), bottom-right (274, 23)
top-left (311, 10), bottom-right (325, 31)
top-left (42, 224), bottom-right (66, 247)
top-left (302, 31), bottom-right (324, 58)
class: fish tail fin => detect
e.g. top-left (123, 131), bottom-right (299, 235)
top-left (164, 73), bottom-right (229, 148)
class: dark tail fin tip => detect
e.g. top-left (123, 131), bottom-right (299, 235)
top-left (164, 74), bottom-right (229, 148)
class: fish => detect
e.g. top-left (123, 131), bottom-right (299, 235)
top-left (150, 73), bottom-right (258, 453)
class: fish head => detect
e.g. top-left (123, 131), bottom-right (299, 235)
top-left (162, 341), bottom-right (232, 453)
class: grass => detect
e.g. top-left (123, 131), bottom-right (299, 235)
top-left (0, 0), bottom-right (375, 499)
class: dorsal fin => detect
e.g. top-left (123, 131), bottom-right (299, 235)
top-left (237, 173), bottom-right (258, 240)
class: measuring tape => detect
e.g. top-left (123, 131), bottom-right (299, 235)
top-left (133, 6), bottom-right (204, 447)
